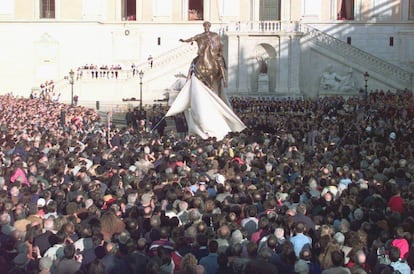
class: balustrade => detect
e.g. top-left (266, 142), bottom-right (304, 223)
top-left (301, 24), bottom-right (412, 84)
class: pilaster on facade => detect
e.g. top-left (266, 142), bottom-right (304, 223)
top-left (276, 34), bottom-right (290, 94)
top-left (280, 0), bottom-right (292, 22)
top-left (289, 34), bottom-right (302, 95)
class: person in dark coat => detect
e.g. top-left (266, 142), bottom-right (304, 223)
top-left (125, 109), bottom-right (134, 128)
top-left (54, 243), bottom-right (81, 274)
top-left (174, 113), bottom-right (188, 139)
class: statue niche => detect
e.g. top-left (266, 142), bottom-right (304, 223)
top-left (256, 55), bottom-right (269, 92)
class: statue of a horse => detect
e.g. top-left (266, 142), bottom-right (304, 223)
top-left (190, 34), bottom-right (228, 104)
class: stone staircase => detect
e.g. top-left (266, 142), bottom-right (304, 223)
top-left (300, 24), bottom-right (413, 91)
top-left (57, 43), bottom-right (197, 111)
top-left (54, 21), bottom-right (414, 112)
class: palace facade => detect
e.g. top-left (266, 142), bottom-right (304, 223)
top-left (1, 0), bottom-right (414, 104)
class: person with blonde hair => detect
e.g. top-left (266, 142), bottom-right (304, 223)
top-left (177, 253), bottom-right (203, 274)
top-left (100, 211), bottom-right (125, 241)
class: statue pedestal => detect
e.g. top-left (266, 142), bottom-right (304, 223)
top-left (258, 73), bottom-right (269, 92)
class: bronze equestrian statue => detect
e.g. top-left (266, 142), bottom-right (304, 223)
top-left (179, 21), bottom-right (228, 105)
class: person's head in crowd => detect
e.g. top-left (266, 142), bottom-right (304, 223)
top-left (246, 241), bottom-right (258, 258)
top-left (294, 222), bottom-right (306, 235)
top-left (43, 216), bottom-right (55, 232)
top-left (296, 203), bottom-right (307, 215)
top-left (185, 225), bottom-right (197, 242)
top-left (230, 242), bottom-right (243, 256)
top-left (196, 221), bottom-right (207, 234)
top-left (217, 225), bottom-right (230, 240)
top-left (88, 259), bottom-right (106, 274)
top-left (245, 205), bottom-right (257, 218)
top-left (50, 230), bottom-right (67, 246)
top-left (330, 249), bottom-right (345, 267)
top-left (39, 256), bottom-right (52, 273)
top-left (388, 246), bottom-right (402, 263)
top-left (208, 239), bottom-right (219, 254)
top-left (197, 233), bottom-right (209, 248)
top-left (351, 249), bottom-right (367, 267)
top-left (63, 243), bottom-right (76, 260)
top-left (266, 234), bottom-right (278, 250)
top-left (137, 237), bottom-right (147, 251)
top-left (231, 229), bottom-right (243, 245)
top-left (258, 216), bottom-right (269, 231)
top-left (188, 208), bottom-right (202, 223)
top-left (145, 259), bottom-right (160, 274)
top-left (180, 253), bottom-right (198, 272)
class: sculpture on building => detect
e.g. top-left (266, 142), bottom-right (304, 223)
top-left (257, 56), bottom-right (268, 74)
top-left (320, 65), bottom-right (356, 93)
top-left (179, 21), bottom-right (228, 103)
top-left (256, 55), bottom-right (269, 92)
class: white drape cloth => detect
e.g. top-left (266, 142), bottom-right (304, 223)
top-left (166, 75), bottom-right (246, 141)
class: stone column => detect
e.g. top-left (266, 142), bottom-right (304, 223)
top-left (114, 0), bottom-right (122, 21)
top-left (251, 0), bottom-right (260, 21)
top-left (203, 0), bottom-right (211, 21)
top-left (276, 35), bottom-right (290, 94)
top-left (237, 34), bottom-right (250, 94)
top-left (136, 0), bottom-right (144, 21)
top-left (289, 34), bottom-right (301, 95)
top-left (280, 0), bottom-right (291, 22)
top-left (226, 34), bottom-right (241, 94)
top-left (280, 0), bottom-right (293, 31)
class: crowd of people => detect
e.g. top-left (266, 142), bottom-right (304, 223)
top-left (79, 64), bottom-right (124, 80)
top-left (0, 88), bottom-right (414, 274)
top-left (30, 81), bottom-right (61, 102)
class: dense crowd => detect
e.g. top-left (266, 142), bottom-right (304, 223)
top-left (0, 89), bottom-right (414, 274)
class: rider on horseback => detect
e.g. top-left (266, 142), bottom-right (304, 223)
top-left (179, 21), bottom-right (228, 90)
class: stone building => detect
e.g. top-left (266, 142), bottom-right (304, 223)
top-left (0, 0), bottom-right (413, 106)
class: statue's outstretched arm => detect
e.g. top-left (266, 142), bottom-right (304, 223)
top-left (179, 33), bottom-right (203, 43)
top-left (179, 35), bottom-right (197, 43)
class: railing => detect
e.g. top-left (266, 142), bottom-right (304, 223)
top-left (221, 20), bottom-right (282, 33)
top-left (149, 43), bottom-right (197, 73)
top-left (78, 68), bottom-right (136, 81)
top-left (300, 24), bottom-right (413, 86)
top-left (51, 42), bottom-right (196, 102)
